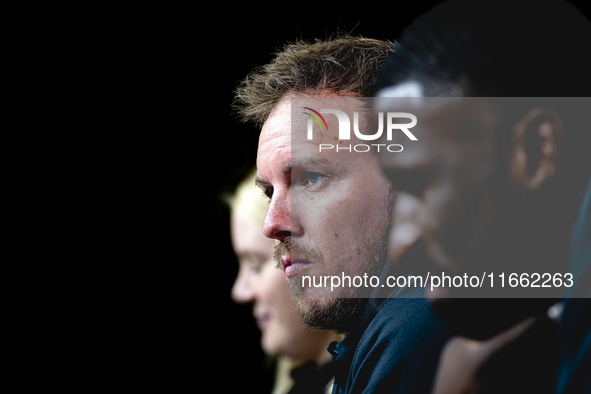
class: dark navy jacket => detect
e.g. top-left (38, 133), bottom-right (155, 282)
top-left (330, 287), bottom-right (452, 393)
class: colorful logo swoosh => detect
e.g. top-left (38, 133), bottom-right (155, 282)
top-left (302, 107), bottom-right (329, 130)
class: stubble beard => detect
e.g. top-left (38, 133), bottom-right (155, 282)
top-left (273, 190), bottom-right (394, 334)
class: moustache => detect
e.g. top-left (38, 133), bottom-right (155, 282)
top-left (273, 239), bottom-right (319, 270)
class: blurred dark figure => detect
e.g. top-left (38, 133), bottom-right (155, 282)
top-left (556, 178), bottom-right (590, 394)
top-left (372, 0), bottom-right (591, 392)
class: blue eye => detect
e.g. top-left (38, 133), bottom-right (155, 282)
top-left (303, 172), bottom-right (324, 186)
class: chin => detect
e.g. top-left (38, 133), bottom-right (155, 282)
top-left (261, 336), bottom-right (281, 357)
top-left (294, 297), bottom-right (365, 334)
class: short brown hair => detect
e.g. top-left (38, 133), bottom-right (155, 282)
top-left (233, 35), bottom-right (395, 127)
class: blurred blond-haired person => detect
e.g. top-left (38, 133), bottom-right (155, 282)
top-left (230, 170), bottom-right (340, 394)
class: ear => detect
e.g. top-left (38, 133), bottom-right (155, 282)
top-left (510, 108), bottom-right (563, 191)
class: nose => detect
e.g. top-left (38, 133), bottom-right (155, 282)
top-left (231, 266), bottom-right (255, 304)
top-left (262, 189), bottom-right (303, 241)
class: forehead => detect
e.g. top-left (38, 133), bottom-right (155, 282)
top-left (259, 94), bottom-right (362, 143)
top-left (257, 94), bottom-right (373, 175)
top-left (258, 98), bottom-right (291, 155)
top-left (231, 212), bottom-right (274, 256)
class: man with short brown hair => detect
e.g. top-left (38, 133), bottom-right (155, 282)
top-left (234, 35), bottom-right (452, 394)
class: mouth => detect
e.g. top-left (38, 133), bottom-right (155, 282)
top-left (255, 313), bottom-right (270, 329)
top-left (281, 256), bottom-right (311, 277)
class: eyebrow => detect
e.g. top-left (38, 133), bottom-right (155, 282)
top-left (255, 156), bottom-right (331, 188)
top-left (254, 173), bottom-right (268, 188)
top-left (236, 250), bottom-right (268, 261)
top-left (289, 156), bottom-right (330, 172)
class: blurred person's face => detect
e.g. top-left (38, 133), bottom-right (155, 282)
top-left (231, 211), bottom-right (277, 304)
top-left (373, 88), bottom-right (499, 288)
top-left (373, 82), bottom-right (564, 338)
top-left (256, 94), bottom-right (394, 332)
top-left (374, 84), bottom-right (562, 285)
top-left (231, 213), bottom-right (330, 359)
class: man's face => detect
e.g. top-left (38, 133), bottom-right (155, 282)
top-left (373, 88), bottom-right (500, 296)
top-left (256, 94), bottom-right (394, 331)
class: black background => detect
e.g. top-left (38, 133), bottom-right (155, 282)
top-left (64, 1), bottom-right (589, 390)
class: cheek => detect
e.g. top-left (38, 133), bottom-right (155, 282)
top-left (335, 174), bottom-right (391, 239)
top-left (319, 169), bottom-right (389, 227)
top-left (418, 183), bottom-right (488, 271)
top-left (388, 193), bottom-right (423, 261)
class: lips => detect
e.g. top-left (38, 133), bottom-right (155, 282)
top-left (281, 255), bottom-right (310, 277)
top-left (255, 314), bottom-right (270, 329)
top-left (281, 255), bottom-right (291, 272)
